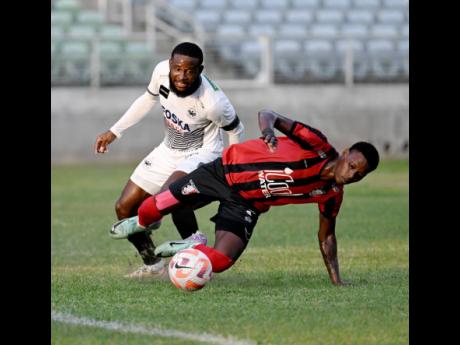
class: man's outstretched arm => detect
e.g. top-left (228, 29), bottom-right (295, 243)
top-left (317, 213), bottom-right (349, 286)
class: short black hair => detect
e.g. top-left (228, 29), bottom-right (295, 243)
top-left (350, 141), bottom-right (380, 172)
top-left (171, 42), bottom-right (203, 65)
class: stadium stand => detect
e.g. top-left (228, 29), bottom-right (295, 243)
top-left (51, 0), bottom-right (409, 86)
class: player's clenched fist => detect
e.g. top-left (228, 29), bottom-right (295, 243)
top-left (94, 130), bottom-right (117, 154)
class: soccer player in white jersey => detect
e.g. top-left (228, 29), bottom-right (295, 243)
top-left (94, 42), bottom-right (245, 278)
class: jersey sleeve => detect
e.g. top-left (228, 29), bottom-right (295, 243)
top-left (318, 191), bottom-right (343, 219)
top-left (145, 62), bottom-right (162, 97)
top-left (207, 96), bottom-right (238, 129)
top-left (287, 121), bottom-right (337, 158)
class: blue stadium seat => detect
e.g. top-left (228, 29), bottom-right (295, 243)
top-left (335, 39), bottom-right (365, 55)
top-left (51, 11), bottom-right (73, 27)
top-left (223, 11), bottom-right (252, 25)
top-left (199, 0), bottom-right (227, 10)
top-left (340, 23), bottom-right (368, 38)
top-left (367, 39), bottom-right (394, 54)
top-left (285, 10), bottom-right (314, 25)
top-left (98, 41), bottom-right (125, 85)
top-left (76, 10), bottom-right (104, 28)
top-left (260, 0), bottom-right (289, 9)
top-left (401, 23), bottom-right (409, 38)
top-left (353, 0), bottom-right (380, 8)
top-left (51, 25), bottom-right (66, 39)
top-left (310, 24), bottom-right (339, 38)
top-left (382, 0), bottom-right (407, 9)
top-left (273, 40), bottom-right (305, 81)
top-left (58, 41), bottom-right (91, 84)
top-left (194, 10), bottom-right (221, 32)
top-left (323, 0), bottom-right (351, 9)
top-left (370, 24), bottom-right (399, 39)
top-left (231, 0), bottom-right (258, 9)
top-left (316, 10), bottom-right (345, 24)
top-left (278, 24), bottom-right (308, 38)
top-left (53, 0), bottom-right (80, 12)
top-left (240, 41), bottom-right (262, 77)
top-left (249, 24), bottom-right (277, 37)
top-left (67, 25), bottom-right (96, 40)
top-left (346, 10), bottom-right (374, 24)
top-left (98, 25), bottom-right (126, 41)
top-left (376, 10), bottom-right (405, 24)
top-left (291, 0), bottom-right (320, 8)
top-left (397, 39), bottom-right (408, 54)
top-left (217, 24), bottom-right (245, 35)
top-left (254, 11), bottom-right (283, 25)
top-left (170, 0), bottom-right (197, 11)
top-left (304, 40), bottom-right (338, 81)
top-left (304, 40), bottom-right (334, 54)
top-left (123, 42), bottom-right (155, 84)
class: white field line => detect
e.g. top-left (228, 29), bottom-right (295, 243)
top-left (51, 311), bottom-right (256, 345)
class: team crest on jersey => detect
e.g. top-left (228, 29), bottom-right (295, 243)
top-left (181, 179), bottom-right (200, 195)
top-left (188, 108), bottom-right (197, 117)
top-left (144, 160), bottom-right (152, 167)
top-left (309, 188), bottom-right (325, 197)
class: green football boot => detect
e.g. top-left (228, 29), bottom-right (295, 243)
top-left (153, 231), bottom-right (207, 257)
top-left (109, 216), bottom-right (161, 239)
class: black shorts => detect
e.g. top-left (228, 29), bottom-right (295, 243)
top-left (169, 158), bottom-right (260, 244)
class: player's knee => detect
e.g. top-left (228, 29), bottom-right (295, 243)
top-left (114, 200), bottom-right (131, 220)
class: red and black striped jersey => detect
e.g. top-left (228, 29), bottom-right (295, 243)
top-left (222, 121), bottom-right (344, 218)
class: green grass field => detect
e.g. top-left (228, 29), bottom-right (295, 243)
top-left (51, 159), bottom-right (408, 345)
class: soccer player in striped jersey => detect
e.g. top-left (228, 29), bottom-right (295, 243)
top-left (110, 110), bottom-right (379, 285)
top-left (94, 42), bottom-right (245, 278)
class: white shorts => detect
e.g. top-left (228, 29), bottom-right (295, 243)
top-left (130, 143), bottom-right (221, 195)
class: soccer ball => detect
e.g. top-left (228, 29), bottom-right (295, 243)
top-left (168, 248), bottom-right (213, 291)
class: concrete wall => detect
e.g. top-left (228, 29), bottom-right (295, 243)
top-left (51, 84), bottom-right (408, 164)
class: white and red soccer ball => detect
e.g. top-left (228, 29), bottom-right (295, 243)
top-left (168, 248), bottom-right (213, 291)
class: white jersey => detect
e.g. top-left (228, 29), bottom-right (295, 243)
top-left (109, 59), bottom-right (244, 194)
top-left (112, 59), bottom-right (239, 153)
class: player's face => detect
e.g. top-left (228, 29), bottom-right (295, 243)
top-left (169, 54), bottom-right (202, 92)
top-left (334, 149), bottom-right (369, 185)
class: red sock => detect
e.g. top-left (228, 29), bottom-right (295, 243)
top-left (194, 244), bottom-right (234, 273)
top-left (137, 196), bottom-right (162, 227)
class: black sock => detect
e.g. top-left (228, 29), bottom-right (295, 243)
top-left (127, 232), bottom-right (160, 265)
top-left (171, 206), bottom-right (199, 239)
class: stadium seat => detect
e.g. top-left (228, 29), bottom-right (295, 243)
top-left (98, 25), bottom-right (126, 41)
top-left (123, 42), bottom-right (156, 84)
top-left (335, 39), bottom-right (365, 55)
top-left (304, 40), bottom-right (339, 81)
top-left (370, 24), bottom-right (399, 39)
top-left (285, 10), bottom-right (314, 25)
top-left (194, 10), bottom-right (221, 32)
top-left (67, 25), bottom-right (97, 40)
top-left (353, 0), bottom-right (380, 9)
top-left (401, 23), bottom-right (409, 37)
top-left (98, 41), bottom-right (125, 85)
top-left (223, 11), bottom-right (252, 25)
top-left (382, 0), bottom-right (408, 9)
top-left (254, 11), bottom-right (283, 25)
top-left (217, 24), bottom-right (245, 35)
top-left (76, 10), bottom-right (105, 29)
top-left (340, 23), bottom-right (368, 38)
top-left (376, 10), bottom-right (405, 24)
top-left (231, 0), bottom-right (258, 9)
top-left (273, 40), bottom-right (305, 82)
top-left (278, 24), bottom-right (308, 38)
top-left (397, 39), bottom-right (408, 54)
top-left (240, 41), bottom-right (262, 78)
top-left (260, 0), bottom-right (289, 9)
top-left (249, 24), bottom-right (276, 37)
top-left (51, 25), bottom-right (66, 39)
top-left (310, 24), bottom-right (339, 38)
top-left (51, 11), bottom-right (73, 27)
top-left (367, 39), bottom-right (394, 54)
top-left (346, 10), bottom-right (374, 24)
top-left (316, 10), bottom-right (345, 24)
top-left (170, 0), bottom-right (197, 11)
top-left (199, 0), bottom-right (227, 10)
top-left (58, 41), bottom-right (91, 84)
top-left (53, 0), bottom-right (80, 13)
top-left (291, 0), bottom-right (320, 8)
top-left (323, 0), bottom-right (351, 9)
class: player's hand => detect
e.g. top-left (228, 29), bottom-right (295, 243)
top-left (261, 128), bottom-right (277, 152)
top-left (94, 130), bottom-right (117, 154)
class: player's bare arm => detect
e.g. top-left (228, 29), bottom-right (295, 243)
top-left (317, 213), bottom-right (349, 286)
top-left (258, 110), bottom-right (295, 151)
top-left (94, 130), bottom-right (117, 154)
